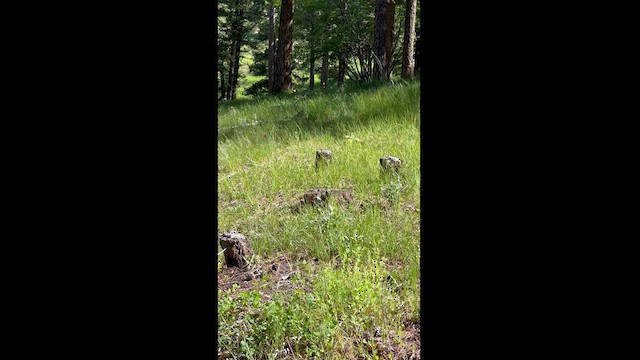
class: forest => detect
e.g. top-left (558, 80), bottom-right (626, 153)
top-left (218, 1), bottom-right (421, 359)
top-left (218, 0), bottom-right (419, 100)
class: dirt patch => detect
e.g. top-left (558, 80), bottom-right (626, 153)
top-left (401, 200), bottom-right (420, 213)
top-left (358, 322), bottom-right (421, 360)
top-left (217, 254), bottom-right (320, 299)
top-left (218, 266), bottom-right (263, 291)
top-left (397, 321), bottom-right (421, 359)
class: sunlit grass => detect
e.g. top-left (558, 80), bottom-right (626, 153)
top-left (218, 80), bottom-right (420, 359)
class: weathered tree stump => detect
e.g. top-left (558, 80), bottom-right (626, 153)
top-left (315, 149), bottom-right (332, 168)
top-left (328, 188), bottom-right (354, 204)
top-left (379, 155), bottom-right (402, 172)
top-left (218, 231), bottom-right (253, 268)
top-left (302, 187), bottom-right (330, 206)
top-left (291, 188), bottom-right (354, 212)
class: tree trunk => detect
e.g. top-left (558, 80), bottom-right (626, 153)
top-left (366, 52), bottom-right (372, 80)
top-left (219, 70), bottom-right (225, 100)
top-left (373, 0), bottom-right (387, 81)
top-left (385, 0), bottom-right (395, 80)
top-left (231, 34), bottom-right (241, 99)
top-left (320, 53), bottom-right (328, 89)
top-left (273, 0), bottom-right (294, 93)
top-left (226, 37), bottom-right (236, 100)
top-left (414, 34), bottom-right (420, 75)
top-left (309, 46), bottom-right (315, 89)
top-left (227, 8), bottom-right (243, 100)
top-left (401, 0), bottom-right (417, 79)
top-left (390, 22), bottom-right (402, 75)
top-left (338, 0), bottom-right (348, 86)
top-left (267, 3), bottom-right (276, 93)
top-left (338, 52), bottom-right (346, 87)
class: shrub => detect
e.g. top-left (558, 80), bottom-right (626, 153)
top-left (243, 79), bottom-right (270, 97)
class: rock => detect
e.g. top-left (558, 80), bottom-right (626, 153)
top-left (379, 155), bottom-right (402, 172)
top-left (218, 231), bottom-right (253, 268)
top-left (315, 149), bottom-right (332, 168)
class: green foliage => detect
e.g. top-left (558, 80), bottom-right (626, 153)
top-left (243, 78), bottom-right (270, 97)
top-left (218, 247), bottom-right (413, 359)
top-left (218, 0), bottom-right (269, 99)
top-left (381, 178), bottom-right (403, 203)
top-left (219, 0), bottom-right (421, 99)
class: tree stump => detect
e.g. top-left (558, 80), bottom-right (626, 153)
top-left (218, 231), bottom-right (253, 268)
top-left (379, 155), bottom-right (402, 172)
top-left (291, 188), bottom-right (354, 212)
top-left (328, 189), bottom-right (354, 204)
top-left (315, 149), bottom-right (332, 168)
top-left (302, 188), bottom-right (330, 206)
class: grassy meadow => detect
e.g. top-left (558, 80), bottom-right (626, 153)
top-left (218, 80), bottom-right (421, 359)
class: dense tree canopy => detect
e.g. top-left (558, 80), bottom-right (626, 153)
top-left (218, 0), bottom-right (420, 100)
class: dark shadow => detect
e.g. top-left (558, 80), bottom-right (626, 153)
top-left (218, 79), bottom-right (398, 114)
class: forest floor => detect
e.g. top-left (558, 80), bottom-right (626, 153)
top-left (218, 79), bottom-right (421, 359)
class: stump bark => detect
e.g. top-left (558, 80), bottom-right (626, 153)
top-left (219, 231), bottom-right (253, 268)
top-left (302, 188), bottom-right (330, 206)
top-left (379, 155), bottom-right (402, 172)
top-left (328, 189), bottom-right (354, 203)
top-left (315, 149), bottom-right (332, 168)
top-left (291, 188), bottom-right (354, 212)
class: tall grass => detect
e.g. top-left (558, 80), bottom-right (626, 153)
top-left (218, 80), bottom-right (420, 359)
